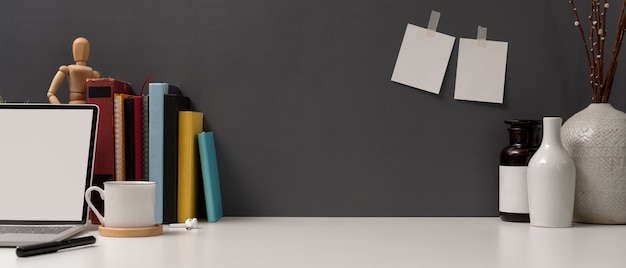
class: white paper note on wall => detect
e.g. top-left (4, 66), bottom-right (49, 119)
top-left (454, 38), bottom-right (508, 104)
top-left (391, 24), bottom-right (455, 94)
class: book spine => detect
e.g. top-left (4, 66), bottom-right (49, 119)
top-left (142, 96), bottom-right (150, 181)
top-left (162, 95), bottom-right (190, 224)
top-left (198, 132), bottom-right (224, 222)
top-left (177, 111), bottom-right (204, 222)
top-left (124, 97), bottom-right (136, 181)
top-left (133, 96), bottom-right (144, 181)
top-left (148, 83), bottom-right (169, 224)
top-left (87, 86), bottom-right (115, 177)
top-left (113, 93), bottom-right (129, 181)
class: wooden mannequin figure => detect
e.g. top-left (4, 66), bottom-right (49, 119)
top-left (47, 37), bottom-right (100, 104)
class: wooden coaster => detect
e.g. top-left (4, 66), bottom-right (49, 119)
top-left (98, 225), bottom-right (163, 237)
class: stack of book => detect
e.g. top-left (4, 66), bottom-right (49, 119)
top-left (87, 79), bottom-right (223, 225)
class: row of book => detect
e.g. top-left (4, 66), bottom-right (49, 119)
top-left (86, 78), bottom-right (223, 224)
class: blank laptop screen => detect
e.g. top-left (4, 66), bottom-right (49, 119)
top-left (0, 105), bottom-right (97, 222)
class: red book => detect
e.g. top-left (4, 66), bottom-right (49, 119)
top-left (123, 95), bottom-right (145, 181)
top-left (133, 96), bottom-right (144, 181)
top-left (123, 97), bottom-right (136, 180)
top-left (86, 78), bottom-right (132, 223)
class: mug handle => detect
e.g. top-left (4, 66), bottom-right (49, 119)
top-left (84, 186), bottom-right (106, 225)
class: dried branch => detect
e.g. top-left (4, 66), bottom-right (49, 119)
top-left (594, 0), bottom-right (604, 100)
top-left (591, 0), bottom-right (600, 99)
top-left (604, 0), bottom-right (626, 102)
top-left (569, 0), bottom-right (595, 95)
top-left (570, 0), bottom-right (626, 103)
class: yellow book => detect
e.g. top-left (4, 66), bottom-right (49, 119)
top-left (177, 111), bottom-right (204, 222)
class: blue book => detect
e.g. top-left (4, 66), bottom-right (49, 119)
top-left (148, 83), bottom-right (181, 224)
top-left (198, 132), bottom-right (223, 222)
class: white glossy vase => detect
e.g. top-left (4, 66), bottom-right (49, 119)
top-left (527, 117), bottom-right (576, 228)
top-left (561, 103), bottom-right (626, 224)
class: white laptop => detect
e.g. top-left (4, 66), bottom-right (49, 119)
top-left (0, 104), bottom-right (98, 247)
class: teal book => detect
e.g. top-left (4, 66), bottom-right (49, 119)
top-left (198, 132), bottom-right (223, 222)
top-left (148, 83), bottom-right (181, 224)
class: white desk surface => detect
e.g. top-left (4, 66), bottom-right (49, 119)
top-left (2, 217), bottom-right (626, 268)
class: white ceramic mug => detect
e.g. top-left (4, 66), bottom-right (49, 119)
top-left (85, 181), bottom-right (157, 228)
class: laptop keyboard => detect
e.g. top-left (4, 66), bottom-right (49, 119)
top-left (0, 226), bottom-right (72, 235)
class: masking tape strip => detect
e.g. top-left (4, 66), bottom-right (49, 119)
top-left (426, 10), bottom-right (441, 37)
top-left (477, 26), bottom-right (487, 47)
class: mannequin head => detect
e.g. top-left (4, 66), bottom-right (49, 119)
top-left (72, 37), bottom-right (90, 65)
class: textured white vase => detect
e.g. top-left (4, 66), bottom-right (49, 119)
top-left (527, 117), bottom-right (576, 228)
top-left (561, 103), bottom-right (626, 224)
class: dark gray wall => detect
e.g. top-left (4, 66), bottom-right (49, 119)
top-left (2, 1), bottom-right (625, 216)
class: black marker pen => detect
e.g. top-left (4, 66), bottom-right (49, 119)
top-left (16, 236), bottom-right (96, 257)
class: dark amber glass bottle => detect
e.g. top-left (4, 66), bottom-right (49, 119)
top-left (499, 120), bottom-right (541, 222)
